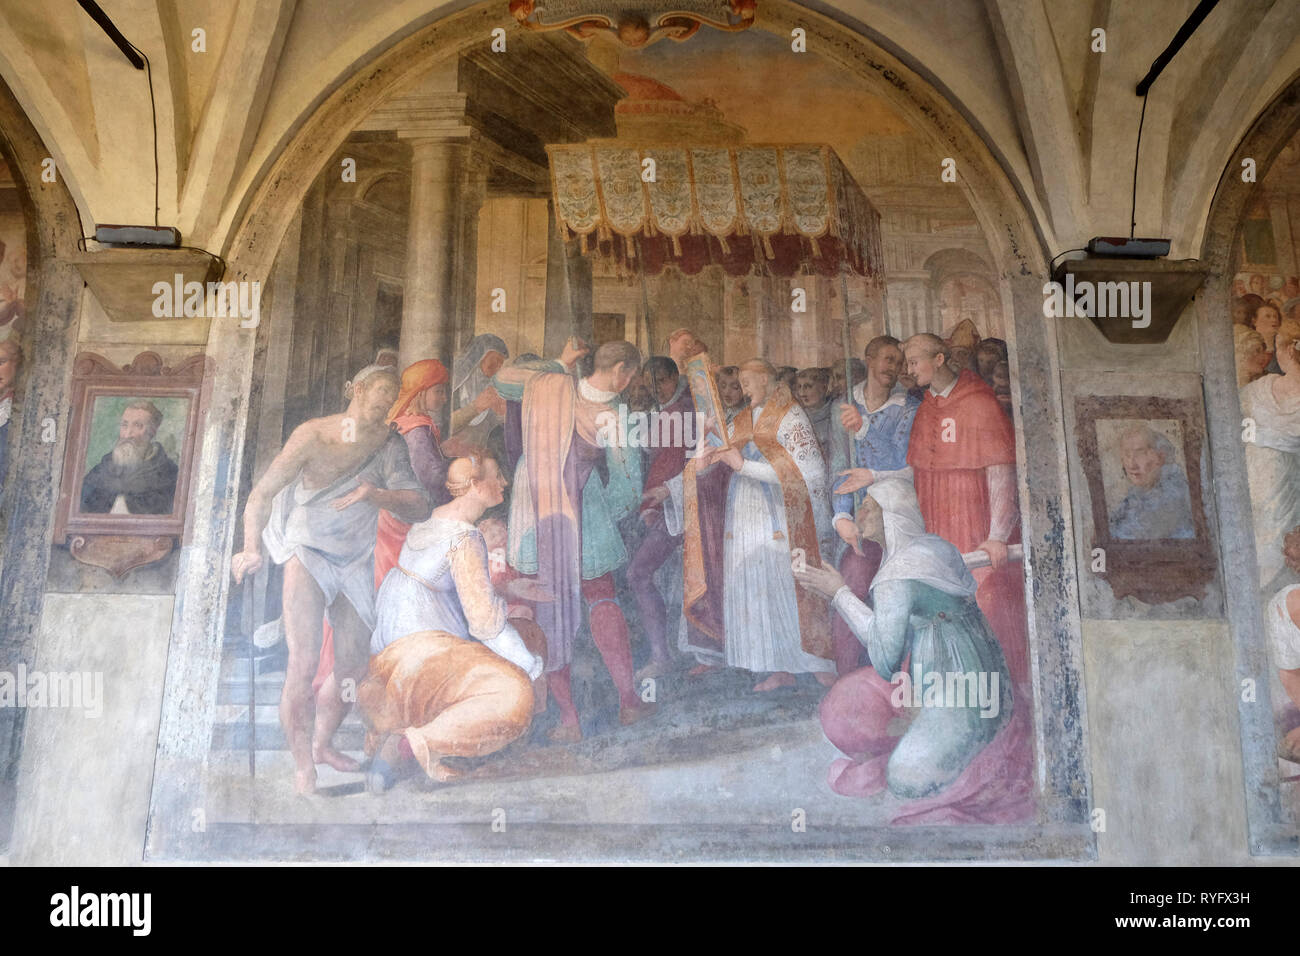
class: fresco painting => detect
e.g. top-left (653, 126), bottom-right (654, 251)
top-left (199, 19), bottom-right (1043, 846)
top-left (1230, 128), bottom-right (1300, 779)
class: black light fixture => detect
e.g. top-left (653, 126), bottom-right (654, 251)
top-left (77, 0), bottom-right (180, 247)
top-left (76, 0), bottom-right (144, 69)
top-left (1047, 0), bottom-right (1219, 344)
top-left (1083, 0), bottom-right (1220, 261)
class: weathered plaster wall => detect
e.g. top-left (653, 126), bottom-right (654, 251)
top-left (1052, 292), bottom-right (1266, 859)
top-left (1083, 618), bottom-right (1250, 864)
top-left (0, 74), bottom-right (91, 856)
top-left (9, 593), bottom-right (174, 865)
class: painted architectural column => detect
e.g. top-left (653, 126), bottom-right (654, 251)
top-left (788, 275), bottom-right (828, 368)
top-left (543, 199), bottom-right (593, 359)
top-left (883, 274), bottom-right (930, 340)
top-left (753, 275), bottom-right (792, 367)
top-left (399, 130), bottom-right (486, 367)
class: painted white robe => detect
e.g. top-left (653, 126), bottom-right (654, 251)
top-left (721, 401), bottom-right (834, 674)
top-left (1239, 374), bottom-right (1300, 588)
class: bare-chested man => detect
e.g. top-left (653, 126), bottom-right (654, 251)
top-left (231, 364), bottom-right (430, 794)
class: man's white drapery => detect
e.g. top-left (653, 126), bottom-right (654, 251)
top-left (1239, 375), bottom-right (1300, 588)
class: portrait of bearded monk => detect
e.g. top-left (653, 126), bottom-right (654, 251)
top-left (80, 399), bottom-right (179, 515)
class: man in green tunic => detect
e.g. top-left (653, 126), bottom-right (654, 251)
top-left (492, 339), bottom-right (654, 742)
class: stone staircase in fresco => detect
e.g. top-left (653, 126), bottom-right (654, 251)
top-left (212, 638), bottom-right (367, 754)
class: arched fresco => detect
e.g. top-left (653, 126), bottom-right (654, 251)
top-left (142, 1), bottom-right (1090, 863)
top-left (1226, 122), bottom-right (1300, 824)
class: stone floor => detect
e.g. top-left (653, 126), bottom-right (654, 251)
top-left (207, 659), bottom-right (914, 829)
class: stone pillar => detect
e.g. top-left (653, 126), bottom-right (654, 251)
top-left (1267, 191), bottom-right (1295, 276)
top-left (754, 275), bottom-right (792, 366)
top-left (453, 155), bottom-right (487, 358)
top-left (474, 198), bottom-right (518, 355)
top-left (788, 275), bottom-right (826, 368)
top-left (399, 133), bottom-right (485, 368)
top-left (544, 199), bottom-right (593, 358)
top-left (883, 274), bottom-right (929, 340)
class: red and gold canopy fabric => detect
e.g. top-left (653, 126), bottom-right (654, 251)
top-left (546, 144), bottom-right (886, 280)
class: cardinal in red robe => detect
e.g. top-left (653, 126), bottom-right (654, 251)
top-left (903, 334), bottom-right (1028, 686)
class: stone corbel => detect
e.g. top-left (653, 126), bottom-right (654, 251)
top-left (69, 247), bottom-right (224, 324)
top-left (1052, 257), bottom-right (1209, 345)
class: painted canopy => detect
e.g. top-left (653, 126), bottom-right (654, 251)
top-left (546, 144), bottom-right (885, 280)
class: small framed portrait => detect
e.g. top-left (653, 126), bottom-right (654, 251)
top-left (684, 352), bottom-right (729, 449)
top-left (1074, 394), bottom-right (1216, 604)
top-left (53, 351), bottom-right (209, 543)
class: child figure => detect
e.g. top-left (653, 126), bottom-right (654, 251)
top-left (479, 515), bottom-right (552, 716)
top-left (479, 516), bottom-right (533, 622)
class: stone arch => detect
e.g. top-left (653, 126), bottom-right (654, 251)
top-left (0, 74), bottom-right (92, 853)
top-left (922, 247), bottom-right (1002, 341)
top-left (221, 2), bottom-right (1049, 283)
top-left (923, 247), bottom-right (993, 276)
top-left (360, 171), bottom-right (411, 211)
top-left (146, 1), bottom-right (1091, 858)
top-left (1202, 70), bottom-right (1300, 274)
top-left (211, 4), bottom-right (1053, 405)
top-left (1196, 68), bottom-right (1300, 857)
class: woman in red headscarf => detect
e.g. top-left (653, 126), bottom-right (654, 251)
top-left (311, 360), bottom-right (453, 744)
top-left (374, 359), bottom-right (453, 573)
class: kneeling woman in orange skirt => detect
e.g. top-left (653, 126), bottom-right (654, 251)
top-left (360, 456), bottom-right (545, 792)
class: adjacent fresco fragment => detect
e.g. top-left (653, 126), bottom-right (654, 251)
top-left (1229, 128), bottom-right (1300, 791)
